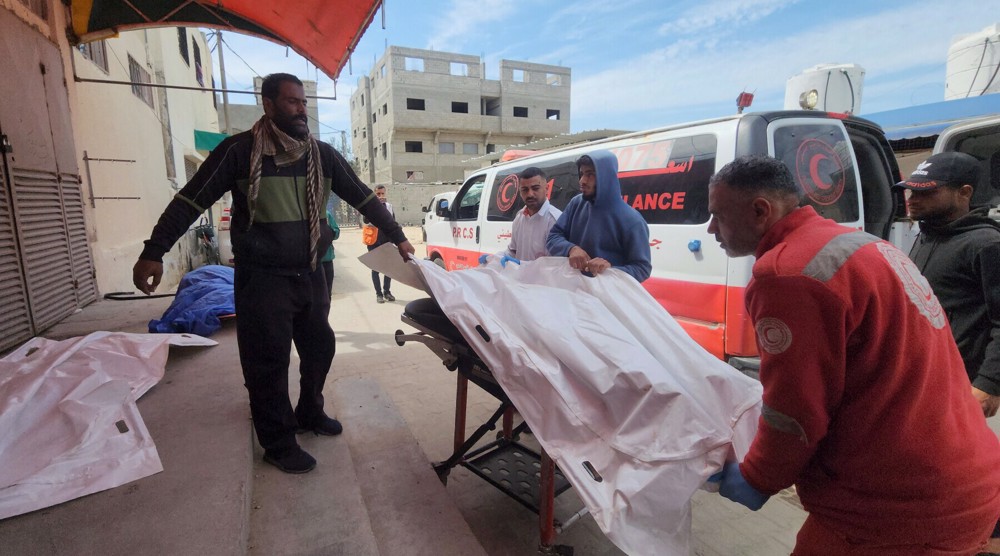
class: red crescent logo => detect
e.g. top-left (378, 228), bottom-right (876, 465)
top-left (795, 139), bottom-right (845, 206)
top-left (497, 174), bottom-right (518, 212)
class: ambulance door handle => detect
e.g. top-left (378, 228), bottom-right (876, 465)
top-left (476, 225), bottom-right (480, 243)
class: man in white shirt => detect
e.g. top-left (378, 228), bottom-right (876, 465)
top-left (482, 167), bottom-right (562, 267)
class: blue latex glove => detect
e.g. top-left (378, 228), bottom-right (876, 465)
top-left (500, 255), bottom-right (521, 268)
top-left (706, 462), bottom-right (770, 511)
top-left (478, 253), bottom-right (490, 265)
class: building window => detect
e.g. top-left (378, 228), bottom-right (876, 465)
top-left (405, 57), bottom-right (424, 71)
top-left (193, 41), bottom-right (204, 86)
top-left (361, 94), bottom-right (365, 106)
top-left (382, 142), bottom-right (388, 159)
top-left (353, 128), bottom-right (357, 138)
top-left (512, 69), bottom-right (525, 82)
top-left (406, 170), bottom-right (425, 181)
top-left (380, 64), bottom-right (386, 78)
top-left (486, 144), bottom-right (496, 153)
top-left (439, 142), bottom-right (455, 154)
top-left (407, 98), bottom-right (425, 110)
top-left (405, 141), bottom-right (423, 153)
top-left (463, 143), bottom-right (478, 155)
top-left (78, 40), bottom-right (109, 73)
top-left (546, 73), bottom-right (561, 86)
top-left (451, 101), bottom-right (469, 113)
top-left (450, 62), bottom-right (468, 76)
top-left (546, 109), bottom-right (561, 120)
top-left (178, 28), bottom-right (190, 65)
top-left (128, 55), bottom-right (155, 108)
top-left (513, 106), bottom-right (528, 118)
top-left (372, 111), bottom-right (377, 123)
top-left (483, 97), bottom-right (501, 116)
top-left (382, 103), bottom-right (388, 115)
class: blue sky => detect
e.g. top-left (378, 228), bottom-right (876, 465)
top-left (210, 0), bottom-right (998, 149)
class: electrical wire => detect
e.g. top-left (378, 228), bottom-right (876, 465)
top-left (842, 69), bottom-right (855, 114)
top-left (966, 38), bottom-right (990, 98)
top-left (977, 39), bottom-right (1000, 96)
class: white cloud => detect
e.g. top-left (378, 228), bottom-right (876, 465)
top-left (426, 0), bottom-right (520, 52)
top-left (657, 0), bottom-right (800, 37)
top-left (570, 0), bottom-right (998, 130)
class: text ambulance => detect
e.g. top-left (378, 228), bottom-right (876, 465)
top-left (425, 111), bottom-right (905, 371)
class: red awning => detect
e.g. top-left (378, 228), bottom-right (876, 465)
top-left (70, 0), bottom-right (382, 79)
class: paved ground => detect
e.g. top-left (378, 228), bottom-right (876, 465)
top-left (0, 226), bottom-right (815, 555)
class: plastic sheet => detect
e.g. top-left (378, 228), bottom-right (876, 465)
top-left (0, 332), bottom-right (215, 520)
top-left (409, 257), bottom-right (763, 555)
top-left (149, 265), bottom-right (235, 337)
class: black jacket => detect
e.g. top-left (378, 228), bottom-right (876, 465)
top-left (909, 207), bottom-right (1000, 394)
top-left (141, 131), bottom-right (404, 272)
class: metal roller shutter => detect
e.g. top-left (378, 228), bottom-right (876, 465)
top-left (0, 159), bottom-right (31, 352)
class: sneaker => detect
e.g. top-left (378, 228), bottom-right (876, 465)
top-left (384, 292), bottom-right (396, 302)
top-left (263, 446), bottom-right (316, 474)
top-left (297, 414), bottom-right (343, 436)
top-left (376, 294), bottom-right (385, 304)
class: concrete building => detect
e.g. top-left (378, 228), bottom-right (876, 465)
top-left (218, 77), bottom-right (320, 137)
top-left (350, 46), bottom-right (571, 186)
top-left (1, 0), bottom-right (223, 350)
top-left (73, 26), bottom-right (222, 296)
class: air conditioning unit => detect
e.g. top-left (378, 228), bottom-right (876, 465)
top-left (784, 63), bottom-right (865, 114)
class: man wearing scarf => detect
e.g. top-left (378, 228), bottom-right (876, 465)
top-left (133, 73), bottom-right (413, 474)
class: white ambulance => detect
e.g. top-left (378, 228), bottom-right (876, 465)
top-left (424, 111), bottom-right (907, 372)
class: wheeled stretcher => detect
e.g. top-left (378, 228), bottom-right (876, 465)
top-left (395, 298), bottom-right (588, 555)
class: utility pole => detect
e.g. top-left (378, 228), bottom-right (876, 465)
top-left (217, 31), bottom-right (232, 134)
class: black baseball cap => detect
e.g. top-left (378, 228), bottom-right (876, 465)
top-left (894, 152), bottom-right (980, 191)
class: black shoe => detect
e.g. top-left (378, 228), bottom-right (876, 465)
top-left (297, 414), bottom-right (343, 436)
top-left (376, 294), bottom-right (385, 304)
top-left (263, 446), bottom-right (316, 474)
top-left (384, 292), bottom-right (396, 302)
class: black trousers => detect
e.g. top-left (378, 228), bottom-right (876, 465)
top-left (371, 270), bottom-right (391, 295)
top-left (322, 260), bottom-right (334, 297)
top-left (234, 266), bottom-right (335, 452)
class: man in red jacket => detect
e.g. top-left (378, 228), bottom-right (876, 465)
top-left (706, 155), bottom-right (1000, 555)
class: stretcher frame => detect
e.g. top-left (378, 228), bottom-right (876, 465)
top-left (395, 307), bottom-right (588, 555)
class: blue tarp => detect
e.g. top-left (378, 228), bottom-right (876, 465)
top-left (863, 94), bottom-right (1000, 141)
top-left (149, 265), bottom-right (235, 337)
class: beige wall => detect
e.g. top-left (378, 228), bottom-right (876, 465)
top-left (70, 26), bottom-right (221, 294)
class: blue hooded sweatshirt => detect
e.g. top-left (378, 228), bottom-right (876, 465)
top-left (546, 149), bottom-right (651, 282)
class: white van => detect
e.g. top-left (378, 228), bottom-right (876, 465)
top-left (421, 191), bottom-right (456, 242)
top-left (425, 110), bottom-right (907, 371)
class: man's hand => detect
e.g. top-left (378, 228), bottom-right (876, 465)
top-left (397, 240), bottom-right (416, 261)
top-left (568, 246), bottom-right (590, 270)
top-left (478, 253), bottom-right (490, 265)
top-left (586, 257), bottom-right (611, 274)
top-left (707, 461), bottom-right (770, 511)
top-left (133, 259), bottom-right (163, 295)
top-left (972, 386), bottom-right (1000, 417)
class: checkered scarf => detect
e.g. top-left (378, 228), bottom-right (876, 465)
top-left (247, 115), bottom-right (324, 270)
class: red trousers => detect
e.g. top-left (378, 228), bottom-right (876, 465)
top-left (791, 515), bottom-right (991, 556)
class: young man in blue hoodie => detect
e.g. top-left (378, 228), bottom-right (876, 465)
top-left (546, 150), bottom-right (651, 282)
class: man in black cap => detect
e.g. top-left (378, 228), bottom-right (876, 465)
top-left (896, 151), bottom-right (1000, 419)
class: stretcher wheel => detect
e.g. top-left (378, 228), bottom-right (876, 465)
top-left (394, 329), bottom-right (406, 346)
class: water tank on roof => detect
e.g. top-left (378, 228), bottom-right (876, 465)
top-left (784, 63), bottom-right (865, 114)
top-left (945, 23), bottom-right (1000, 100)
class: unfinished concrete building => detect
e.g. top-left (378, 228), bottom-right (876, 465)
top-left (350, 46), bottom-right (571, 185)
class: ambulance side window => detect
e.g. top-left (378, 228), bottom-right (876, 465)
top-left (454, 175), bottom-right (486, 221)
top-left (614, 134), bottom-right (717, 225)
top-left (487, 160), bottom-right (580, 221)
top-left (772, 123), bottom-right (860, 223)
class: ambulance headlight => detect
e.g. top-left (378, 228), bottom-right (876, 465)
top-left (799, 89), bottom-right (819, 110)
